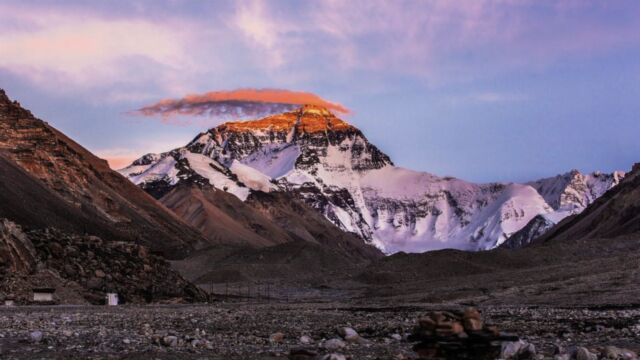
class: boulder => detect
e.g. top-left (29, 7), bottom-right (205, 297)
top-left (162, 335), bottom-right (178, 347)
top-left (270, 332), bottom-right (285, 344)
top-left (320, 354), bottom-right (347, 360)
top-left (299, 335), bottom-right (312, 344)
top-left (603, 346), bottom-right (638, 360)
top-left (29, 330), bottom-right (43, 343)
top-left (323, 338), bottom-right (346, 351)
top-left (575, 347), bottom-right (598, 360)
top-left (501, 340), bottom-right (536, 360)
top-left (337, 327), bottom-right (360, 342)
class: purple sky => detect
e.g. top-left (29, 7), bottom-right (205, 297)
top-left (0, 0), bottom-right (639, 182)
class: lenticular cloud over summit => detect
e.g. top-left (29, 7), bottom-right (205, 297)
top-left (132, 88), bottom-right (351, 123)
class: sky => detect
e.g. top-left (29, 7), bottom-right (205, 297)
top-left (0, 0), bottom-right (639, 183)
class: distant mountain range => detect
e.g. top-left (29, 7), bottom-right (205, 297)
top-left (355, 160), bottom-right (640, 305)
top-left (120, 105), bottom-right (624, 253)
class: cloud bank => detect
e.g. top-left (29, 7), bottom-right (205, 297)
top-left (131, 88), bottom-right (351, 123)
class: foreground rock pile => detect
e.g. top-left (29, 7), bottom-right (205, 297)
top-left (409, 307), bottom-right (521, 359)
top-left (0, 219), bottom-right (206, 304)
top-left (409, 307), bottom-right (640, 360)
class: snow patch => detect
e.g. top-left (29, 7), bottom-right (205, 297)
top-left (229, 160), bottom-right (276, 193)
top-left (182, 152), bottom-right (250, 201)
top-left (241, 144), bottom-right (300, 178)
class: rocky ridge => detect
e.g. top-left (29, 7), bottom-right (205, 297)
top-left (536, 162), bottom-right (640, 244)
top-left (0, 89), bottom-right (206, 259)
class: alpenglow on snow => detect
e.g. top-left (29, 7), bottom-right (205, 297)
top-left (120, 105), bottom-right (624, 253)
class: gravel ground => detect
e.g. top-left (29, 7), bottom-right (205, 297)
top-left (0, 302), bottom-right (639, 359)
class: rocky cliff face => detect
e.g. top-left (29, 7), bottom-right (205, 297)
top-left (537, 163), bottom-right (640, 244)
top-left (500, 215), bottom-right (556, 249)
top-left (528, 170), bottom-right (625, 214)
top-left (121, 105), bottom-right (624, 253)
top-left (0, 219), bottom-right (37, 275)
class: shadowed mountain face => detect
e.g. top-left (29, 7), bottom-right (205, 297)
top-left (159, 182), bottom-right (381, 260)
top-left (0, 89), bottom-right (213, 303)
top-left (159, 181), bottom-right (382, 284)
top-left (0, 89), bottom-right (206, 259)
top-left (500, 215), bottom-right (555, 249)
top-left (159, 183), bottom-right (293, 248)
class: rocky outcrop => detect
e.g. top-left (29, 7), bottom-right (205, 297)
top-left (538, 163), bottom-right (640, 243)
top-left (501, 215), bottom-right (556, 249)
top-left (409, 308), bottom-right (520, 359)
top-left (528, 170), bottom-right (625, 213)
top-left (0, 219), bottom-right (36, 274)
top-left (0, 218), bottom-right (207, 304)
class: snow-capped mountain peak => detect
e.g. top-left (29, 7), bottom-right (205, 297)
top-left (527, 169), bottom-right (625, 216)
top-left (119, 106), bottom-right (624, 254)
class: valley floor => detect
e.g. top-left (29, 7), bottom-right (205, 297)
top-left (0, 301), bottom-right (639, 359)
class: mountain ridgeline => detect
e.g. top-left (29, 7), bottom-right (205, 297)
top-left (120, 105), bottom-right (624, 253)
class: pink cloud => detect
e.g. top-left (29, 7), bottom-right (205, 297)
top-left (131, 88), bottom-right (351, 124)
top-left (0, 4), bottom-right (199, 99)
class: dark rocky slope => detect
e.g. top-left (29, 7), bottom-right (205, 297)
top-left (0, 89), bottom-right (206, 258)
top-left (0, 89), bottom-right (211, 303)
top-left (246, 191), bottom-right (382, 260)
top-left (500, 215), bottom-right (555, 249)
top-left (537, 163), bottom-right (640, 243)
top-left (164, 183), bottom-right (382, 285)
top-left (0, 219), bottom-right (206, 304)
top-left (159, 183), bottom-right (294, 248)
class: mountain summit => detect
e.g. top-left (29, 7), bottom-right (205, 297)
top-left (220, 104), bottom-right (355, 134)
top-left (121, 106), bottom-right (624, 253)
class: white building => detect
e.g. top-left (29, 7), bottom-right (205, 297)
top-left (106, 293), bottom-right (119, 306)
top-left (32, 288), bottom-right (55, 302)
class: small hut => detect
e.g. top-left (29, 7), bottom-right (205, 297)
top-left (32, 288), bottom-right (55, 302)
top-left (106, 293), bottom-right (119, 306)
